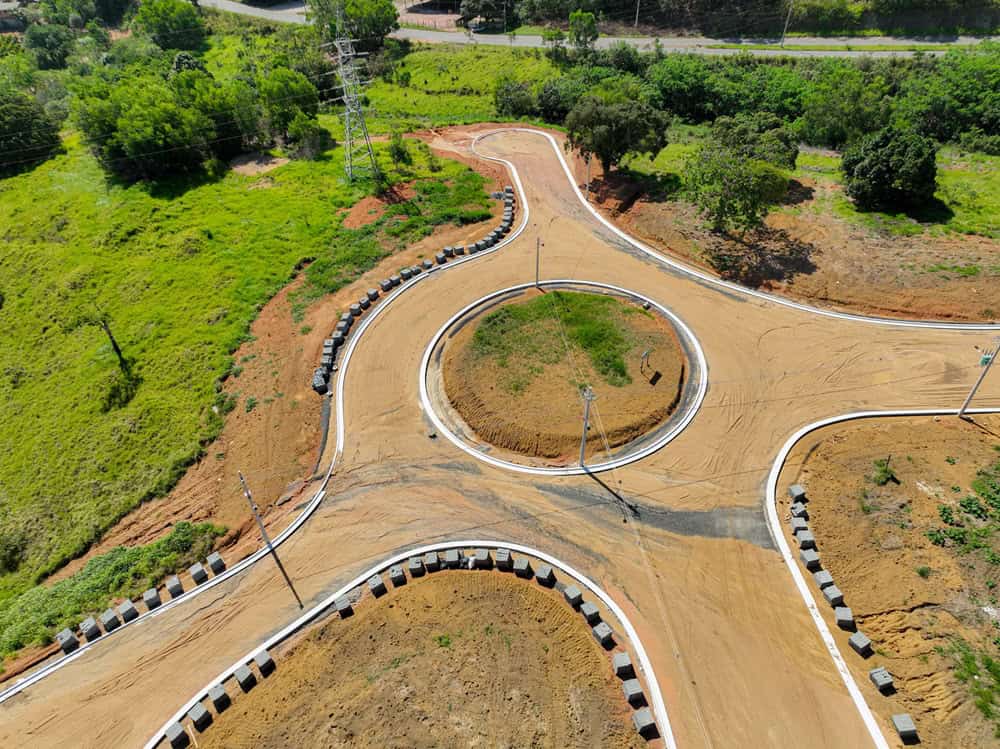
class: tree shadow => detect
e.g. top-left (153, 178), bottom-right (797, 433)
top-left (590, 168), bottom-right (681, 213)
top-left (705, 227), bottom-right (817, 287)
top-left (782, 179), bottom-right (815, 206)
top-left (855, 194), bottom-right (954, 228)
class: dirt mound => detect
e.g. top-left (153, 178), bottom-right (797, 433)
top-left (442, 290), bottom-right (686, 462)
top-left (199, 570), bottom-right (644, 749)
top-left (786, 414), bottom-right (1000, 748)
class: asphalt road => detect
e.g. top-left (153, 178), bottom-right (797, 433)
top-left (199, 0), bottom-right (996, 57)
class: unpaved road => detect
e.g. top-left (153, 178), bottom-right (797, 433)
top-left (3, 127), bottom-right (999, 748)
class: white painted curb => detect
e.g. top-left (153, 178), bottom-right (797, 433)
top-left (144, 540), bottom-right (677, 749)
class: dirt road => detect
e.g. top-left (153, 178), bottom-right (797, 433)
top-left (3, 127), bottom-right (999, 749)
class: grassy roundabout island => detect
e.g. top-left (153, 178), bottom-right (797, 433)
top-left (442, 290), bottom-right (686, 462)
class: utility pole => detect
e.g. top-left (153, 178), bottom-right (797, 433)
top-left (327, 3), bottom-right (378, 182)
top-left (634, 0), bottom-right (640, 28)
top-left (535, 237), bottom-right (541, 289)
top-left (579, 386), bottom-right (596, 467)
top-left (239, 472), bottom-right (304, 609)
top-left (780, 0), bottom-right (794, 48)
top-left (958, 337), bottom-right (1000, 419)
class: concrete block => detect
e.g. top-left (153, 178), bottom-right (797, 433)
top-left (400, 267), bottom-right (413, 280)
top-left (788, 483), bottom-right (807, 502)
top-left (208, 684), bottom-right (231, 713)
top-left (435, 252), bottom-right (447, 265)
top-left (513, 557), bottom-right (533, 578)
top-left (320, 353), bottom-right (334, 370)
top-left (504, 185), bottom-right (514, 194)
top-left (234, 664), bottom-right (257, 692)
top-left (495, 548), bottom-right (512, 570)
top-left (422, 259), bottom-right (433, 269)
top-left (332, 331), bottom-right (345, 345)
top-left (166, 575), bottom-right (184, 598)
top-left (56, 628), bottom-right (79, 654)
top-left (632, 707), bottom-right (657, 739)
top-left (389, 274), bottom-right (401, 287)
top-left (100, 608), bottom-right (121, 633)
top-left (206, 552), bottom-right (225, 575)
top-left (834, 606), bottom-right (855, 630)
top-left (408, 556), bottom-right (425, 577)
top-left (790, 502), bottom-right (809, 519)
top-left (535, 564), bottom-right (556, 587)
top-left (368, 573), bottom-right (387, 597)
top-left (475, 240), bottom-right (486, 252)
top-left (350, 302), bottom-right (363, 315)
top-left (423, 552), bottom-right (440, 572)
top-left (143, 587), bottom-right (162, 610)
top-left (473, 548), bottom-right (492, 569)
top-left (790, 517), bottom-right (808, 533)
top-left (389, 564), bottom-right (406, 586)
top-left (254, 649), bottom-right (275, 677)
top-left (335, 596), bottom-right (354, 618)
top-left (813, 570), bottom-right (834, 589)
top-left (358, 296), bottom-right (370, 310)
top-left (80, 617), bottom-right (101, 642)
top-left (613, 652), bottom-right (634, 679)
top-left (800, 549), bottom-right (821, 571)
top-left (339, 311), bottom-right (353, 326)
top-left (870, 666), bottom-right (894, 692)
top-left (334, 321), bottom-right (350, 336)
top-left (118, 601), bottom-right (139, 623)
top-left (167, 575), bottom-right (184, 598)
top-left (849, 631), bottom-right (873, 657)
top-left (411, 265), bottom-right (421, 275)
top-left (580, 601), bottom-right (601, 624)
top-left (891, 714), bottom-right (918, 743)
top-left (188, 702), bottom-right (212, 732)
top-left (622, 678), bottom-right (646, 707)
top-left (367, 288), bottom-right (379, 302)
top-left (562, 585), bottom-right (583, 608)
top-left (165, 722), bottom-right (189, 749)
top-left (379, 278), bottom-right (392, 291)
top-left (443, 246), bottom-right (454, 257)
top-left (312, 372), bottom-right (329, 395)
top-left (454, 245), bottom-right (466, 255)
top-left (592, 622), bottom-right (614, 648)
top-left (483, 236), bottom-right (494, 248)
top-left (189, 562), bottom-right (208, 585)
top-left (795, 530), bottom-right (816, 550)
top-left (443, 549), bottom-right (464, 569)
top-left (823, 585), bottom-right (844, 607)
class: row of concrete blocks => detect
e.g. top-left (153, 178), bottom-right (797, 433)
top-left (559, 583), bottom-right (659, 740)
top-left (56, 552), bottom-right (227, 655)
top-left (163, 649), bottom-right (276, 748)
top-left (315, 290), bottom-right (380, 394)
top-left (789, 484), bottom-right (919, 744)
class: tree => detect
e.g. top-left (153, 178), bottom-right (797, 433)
top-left (24, 24), bottom-right (76, 70)
top-left (685, 147), bottom-right (789, 235)
top-left (287, 111), bottom-right (333, 159)
top-left (308, 0), bottom-right (398, 51)
top-left (258, 67), bottom-right (318, 139)
top-left (133, 0), bottom-right (204, 51)
top-left (568, 9), bottom-right (597, 54)
top-left (799, 62), bottom-right (890, 148)
top-left (0, 89), bottom-right (61, 176)
top-left (536, 76), bottom-right (586, 123)
top-left (711, 112), bottom-right (799, 170)
top-left (841, 126), bottom-right (938, 211)
top-left (494, 76), bottom-right (535, 117)
top-left (564, 97), bottom-right (669, 174)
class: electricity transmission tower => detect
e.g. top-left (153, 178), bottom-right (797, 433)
top-left (327, 3), bottom-right (378, 182)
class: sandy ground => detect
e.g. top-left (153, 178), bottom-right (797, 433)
top-left (778, 414), bottom-right (1000, 748)
top-left (442, 288), bottom-right (685, 461)
top-left (3, 126), bottom-right (999, 749)
top-left (200, 569), bottom-right (645, 749)
top-left (595, 169), bottom-right (1000, 323)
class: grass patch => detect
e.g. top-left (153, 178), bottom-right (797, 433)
top-left (0, 522), bottom-right (224, 661)
top-left (870, 458), bottom-right (899, 486)
top-left (916, 565), bottom-right (932, 578)
top-left (470, 291), bottom-right (646, 393)
top-left (947, 639), bottom-right (1000, 733)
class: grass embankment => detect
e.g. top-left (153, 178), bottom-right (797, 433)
top-left (470, 291), bottom-right (647, 393)
top-left (0, 129), bottom-right (489, 654)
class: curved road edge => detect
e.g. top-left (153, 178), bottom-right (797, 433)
top-left (764, 406), bottom-right (1000, 749)
top-left (143, 539), bottom-right (678, 749)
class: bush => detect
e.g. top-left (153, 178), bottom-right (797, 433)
top-left (535, 76), bottom-right (585, 124)
top-left (24, 23), bottom-right (76, 70)
top-left (133, 0), bottom-right (205, 51)
top-left (711, 112), bottom-right (799, 170)
top-left (494, 76), bottom-right (535, 118)
top-left (842, 126), bottom-right (938, 211)
top-left (287, 112), bottom-right (333, 159)
top-left (0, 89), bottom-right (61, 175)
top-left (258, 67), bottom-right (318, 139)
top-left (685, 147), bottom-right (788, 235)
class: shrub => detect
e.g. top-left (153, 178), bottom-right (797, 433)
top-left (24, 23), bottom-right (76, 70)
top-left (842, 126), bottom-right (938, 211)
top-left (286, 111), bottom-right (333, 159)
top-left (133, 0), bottom-right (205, 51)
top-left (0, 89), bottom-right (61, 176)
top-left (684, 147), bottom-right (788, 235)
top-left (494, 76), bottom-right (535, 118)
top-left (711, 112), bottom-right (799, 170)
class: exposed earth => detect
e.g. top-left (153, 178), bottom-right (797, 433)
top-left (779, 413), bottom-right (1000, 748)
top-left (199, 569), bottom-right (645, 749)
top-left (442, 289), bottom-right (686, 462)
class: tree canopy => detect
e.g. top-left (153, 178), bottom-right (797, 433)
top-left (564, 96), bottom-right (669, 173)
top-left (133, 0), bottom-right (205, 51)
top-left (841, 126), bottom-right (939, 210)
top-left (0, 89), bottom-right (61, 176)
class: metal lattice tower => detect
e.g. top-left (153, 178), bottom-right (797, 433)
top-left (331, 4), bottom-right (378, 182)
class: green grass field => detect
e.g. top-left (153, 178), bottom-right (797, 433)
top-left (0, 129), bottom-right (488, 619)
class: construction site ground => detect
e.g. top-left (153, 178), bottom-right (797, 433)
top-left (199, 570), bottom-right (644, 749)
top-left (3, 125), bottom-right (999, 749)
